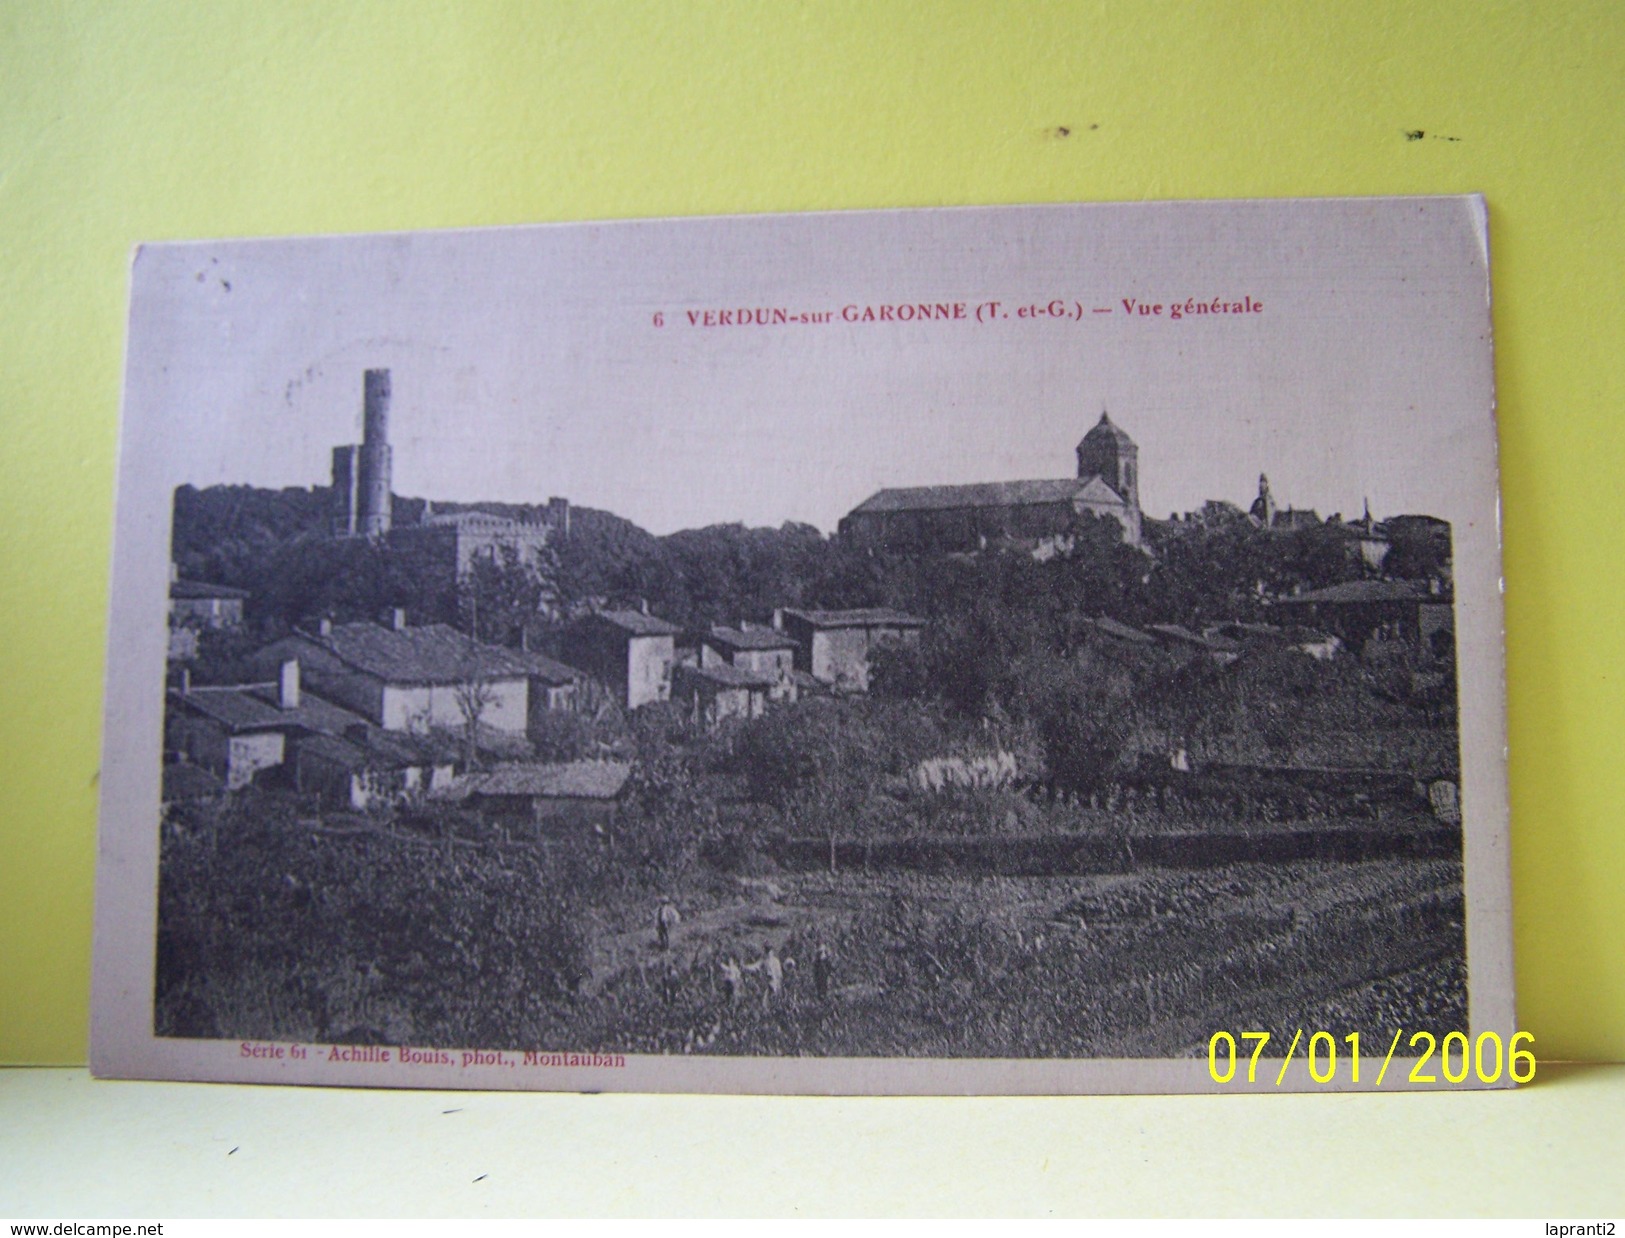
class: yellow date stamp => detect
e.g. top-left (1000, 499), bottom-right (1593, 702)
top-left (1206, 1029), bottom-right (1535, 1086)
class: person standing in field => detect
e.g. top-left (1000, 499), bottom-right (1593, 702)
top-left (655, 901), bottom-right (681, 951)
top-left (719, 956), bottom-right (743, 1007)
top-left (813, 942), bottom-right (833, 1001)
top-left (746, 945), bottom-right (784, 1006)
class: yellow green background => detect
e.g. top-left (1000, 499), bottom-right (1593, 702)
top-left (2, 0), bottom-right (1620, 1065)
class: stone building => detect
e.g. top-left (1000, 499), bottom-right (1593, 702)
top-left (251, 612), bottom-right (535, 735)
top-left (1271, 579), bottom-right (1454, 654)
top-left (167, 571), bottom-right (248, 660)
top-left (166, 658), bottom-right (450, 800)
top-left (672, 662), bottom-right (776, 728)
top-left (439, 760), bottom-right (632, 834)
top-left (327, 368), bottom-right (570, 584)
top-left (331, 368), bottom-right (395, 537)
top-left (386, 502), bottom-right (567, 581)
top-left (839, 411), bottom-right (1143, 552)
top-left (701, 625), bottom-right (798, 678)
top-left (777, 607), bottom-right (924, 691)
top-left (559, 609), bottom-right (681, 711)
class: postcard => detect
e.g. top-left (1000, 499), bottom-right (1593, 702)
top-left (91, 196), bottom-right (1514, 1092)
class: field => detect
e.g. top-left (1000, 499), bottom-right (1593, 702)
top-left (155, 796), bottom-right (1465, 1059)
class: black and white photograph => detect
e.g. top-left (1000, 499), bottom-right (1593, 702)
top-left (91, 196), bottom-right (1514, 1092)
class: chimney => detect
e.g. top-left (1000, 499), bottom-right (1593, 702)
top-left (772, 608), bottom-right (785, 631)
top-left (278, 659), bottom-right (301, 710)
top-left (390, 607), bottom-right (408, 631)
top-left (318, 617), bottom-right (333, 637)
top-left (178, 667), bottom-right (191, 695)
top-left (639, 597), bottom-right (650, 616)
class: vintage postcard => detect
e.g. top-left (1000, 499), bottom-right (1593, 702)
top-left (92, 196), bottom-right (1514, 1093)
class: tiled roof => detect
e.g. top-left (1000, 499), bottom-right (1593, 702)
top-left (781, 607), bottom-right (925, 630)
top-left (173, 682), bottom-right (372, 735)
top-left (170, 579), bottom-right (249, 600)
top-left (454, 761), bottom-right (632, 801)
top-left (301, 622), bottom-right (537, 684)
top-left (587, 609), bottom-right (682, 637)
top-left (297, 729), bottom-right (458, 770)
top-left (513, 649), bottom-right (584, 685)
top-left (705, 625), bottom-right (797, 652)
top-left (293, 733), bottom-right (374, 771)
top-left (848, 477), bottom-right (1097, 515)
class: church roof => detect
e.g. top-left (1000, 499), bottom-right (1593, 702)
top-left (849, 476), bottom-right (1125, 515)
top-left (1078, 411), bottom-right (1136, 452)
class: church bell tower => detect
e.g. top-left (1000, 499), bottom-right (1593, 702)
top-left (1077, 410), bottom-right (1139, 509)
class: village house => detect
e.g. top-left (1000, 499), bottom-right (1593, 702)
top-left (165, 659), bottom-right (451, 804)
top-left (251, 611), bottom-right (534, 735)
top-left (168, 576), bottom-right (249, 630)
top-left (1271, 579), bottom-right (1454, 654)
top-left (290, 726), bottom-right (459, 811)
top-left (167, 567), bottom-right (248, 660)
top-left (701, 625), bottom-right (797, 676)
top-left (672, 662), bottom-right (776, 728)
top-left (776, 607), bottom-right (925, 691)
top-left (517, 648), bottom-right (584, 726)
top-left (700, 625), bottom-right (799, 702)
top-left (559, 609), bottom-right (680, 711)
top-left (438, 760), bottom-right (632, 834)
top-left (166, 660), bottom-right (326, 789)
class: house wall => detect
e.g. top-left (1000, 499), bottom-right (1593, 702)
top-left (478, 793), bottom-right (619, 833)
top-left (225, 732), bottom-right (285, 789)
top-left (379, 677), bottom-right (528, 733)
top-left (626, 634), bottom-right (675, 710)
top-left (527, 680), bottom-right (578, 731)
top-left (679, 679), bottom-right (768, 728)
top-left (169, 714), bottom-right (285, 788)
top-left (736, 647), bottom-right (794, 676)
top-left (808, 624), bottom-right (921, 689)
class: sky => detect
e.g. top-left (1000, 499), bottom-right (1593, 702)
top-left (123, 197), bottom-right (1496, 536)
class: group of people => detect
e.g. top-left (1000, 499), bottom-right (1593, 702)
top-left (654, 900), bottom-right (836, 1008)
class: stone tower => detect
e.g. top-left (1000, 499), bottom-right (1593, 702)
top-left (1077, 410), bottom-right (1140, 509)
top-left (358, 368), bottom-right (393, 536)
top-left (331, 369), bottom-right (394, 537)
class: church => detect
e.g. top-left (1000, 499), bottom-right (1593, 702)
top-left (838, 412), bottom-right (1143, 552)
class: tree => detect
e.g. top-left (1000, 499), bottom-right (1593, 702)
top-left (453, 670), bottom-right (497, 769)
top-left (458, 545), bottom-right (556, 645)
